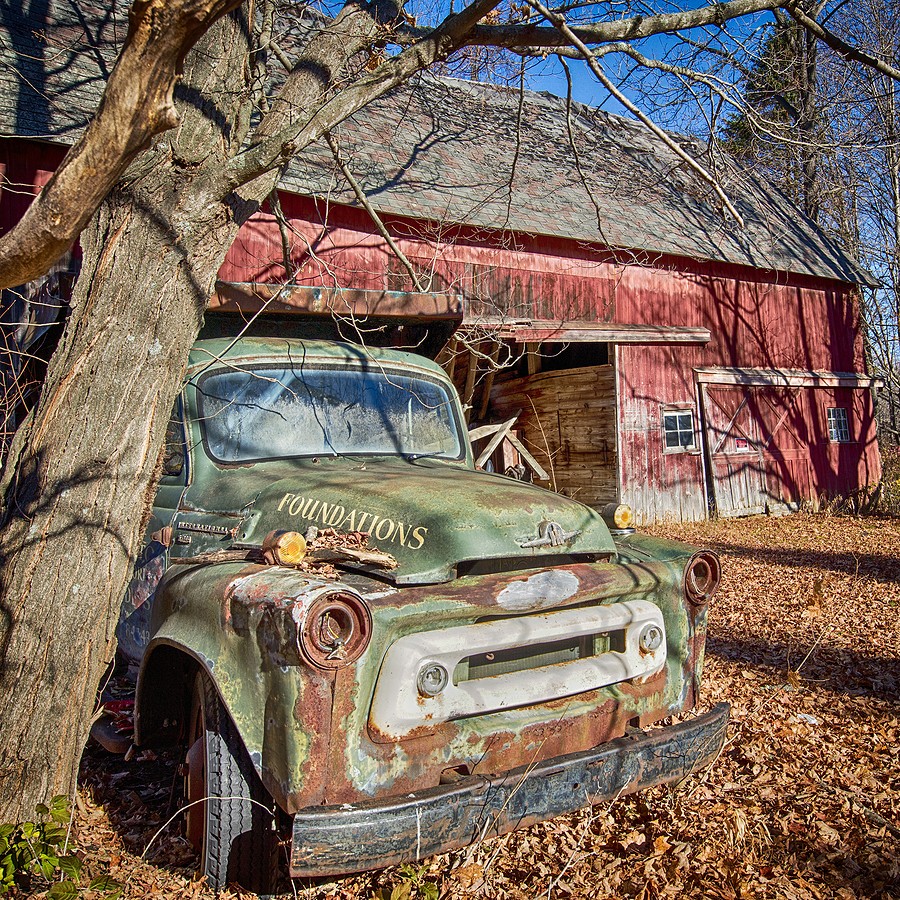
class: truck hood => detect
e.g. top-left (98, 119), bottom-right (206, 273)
top-left (234, 460), bottom-right (616, 584)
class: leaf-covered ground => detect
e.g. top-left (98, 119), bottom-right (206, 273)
top-left (73, 513), bottom-right (900, 899)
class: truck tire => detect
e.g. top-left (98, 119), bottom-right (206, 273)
top-left (184, 671), bottom-right (279, 894)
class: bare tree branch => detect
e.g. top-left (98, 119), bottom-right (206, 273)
top-left (325, 131), bottom-right (426, 291)
top-left (436, 0), bottom-right (784, 48)
top-left (525, 0), bottom-right (746, 225)
top-left (220, 0), bottom-right (505, 192)
top-left (786, 0), bottom-right (900, 81)
top-left (0, 0), bottom-right (243, 291)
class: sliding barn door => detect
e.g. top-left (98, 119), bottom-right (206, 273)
top-left (700, 384), bottom-right (766, 517)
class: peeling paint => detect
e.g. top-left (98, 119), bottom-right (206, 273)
top-left (496, 569), bottom-right (580, 611)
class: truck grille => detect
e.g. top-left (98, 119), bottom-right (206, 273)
top-left (369, 599), bottom-right (666, 740)
top-left (454, 631), bottom-right (625, 682)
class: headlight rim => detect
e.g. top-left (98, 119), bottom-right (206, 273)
top-left (683, 550), bottom-right (721, 606)
top-left (298, 590), bottom-right (372, 669)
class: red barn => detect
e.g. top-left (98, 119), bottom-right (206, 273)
top-left (0, 4), bottom-right (881, 523)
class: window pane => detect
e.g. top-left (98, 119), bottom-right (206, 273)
top-left (827, 407), bottom-right (850, 443)
top-left (198, 365), bottom-right (463, 462)
top-left (665, 430), bottom-right (681, 448)
top-left (663, 414), bottom-right (679, 432)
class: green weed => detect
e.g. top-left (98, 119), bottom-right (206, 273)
top-left (0, 796), bottom-right (121, 898)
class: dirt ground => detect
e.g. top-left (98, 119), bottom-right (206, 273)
top-left (71, 513), bottom-right (899, 900)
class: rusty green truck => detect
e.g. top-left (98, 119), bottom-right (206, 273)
top-left (112, 336), bottom-right (728, 893)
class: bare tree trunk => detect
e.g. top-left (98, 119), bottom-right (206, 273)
top-left (0, 1), bottom-right (269, 818)
top-left (0, 169), bottom-right (249, 816)
top-left (0, 0), bottom-right (477, 815)
top-left (799, 21), bottom-right (820, 222)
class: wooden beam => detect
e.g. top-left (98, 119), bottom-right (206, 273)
top-left (212, 282), bottom-right (464, 319)
top-left (467, 319), bottom-right (711, 344)
top-left (462, 346), bottom-right (479, 423)
top-left (506, 432), bottom-right (550, 481)
top-left (695, 367), bottom-right (882, 389)
top-left (474, 417), bottom-right (516, 468)
top-left (467, 419), bottom-right (508, 442)
top-left (443, 337), bottom-right (458, 380)
top-left (478, 341), bottom-right (501, 421)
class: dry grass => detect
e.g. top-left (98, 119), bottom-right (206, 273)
top-left (71, 513), bottom-right (899, 900)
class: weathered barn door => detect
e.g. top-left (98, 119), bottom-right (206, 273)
top-left (696, 367), bottom-right (880, 518)
top-left (754, 387), bottom-right (813, 510)
top-left (699, 383), bottom-right (766, 517)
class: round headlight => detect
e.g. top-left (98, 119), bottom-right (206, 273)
top-left (417, 662), bottom-right (449, 697)
top-left (299, 591), bottom-right (372, 668)
top-left (262, 529), bottom-right (307, 566)
top-left (638, 623), bottom-right (664, 653)
top-left (684, 551), bottom-right (721, 605)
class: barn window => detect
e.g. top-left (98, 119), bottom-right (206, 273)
top-left (662, 408), bottom-right (697, 452)
top-left (827, 407), bottom-right (850, 443)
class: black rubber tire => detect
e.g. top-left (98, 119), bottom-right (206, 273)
top-left (186, 671), bottom-right (279, 894)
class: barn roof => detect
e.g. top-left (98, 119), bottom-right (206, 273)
top-left (0, 2), bottom-right (872, 285)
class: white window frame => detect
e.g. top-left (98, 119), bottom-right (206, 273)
top-left (826, 407), bottom-right (851, 443)
top-left (662, 406), bottom-right (698, 453)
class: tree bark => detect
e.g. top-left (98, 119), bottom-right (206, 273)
top-left (0, 7), bottom-right (261, 820)
top-left (0, 173), bottom-right (244, 817)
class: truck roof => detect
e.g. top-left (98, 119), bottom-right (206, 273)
top-left (186, 337), bottom-right (450, 380)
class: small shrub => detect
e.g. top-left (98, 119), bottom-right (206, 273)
top-left (878, 444), bottom-right (900, 516)
top-left (0, 796), bottom-right (121, 898)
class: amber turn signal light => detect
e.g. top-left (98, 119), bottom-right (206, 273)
top-left (599, 503), bottom-right (634, 530)
top-left (262, 530), bottom-right (307, 566)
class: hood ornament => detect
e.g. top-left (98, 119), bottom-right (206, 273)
top-left (517, 521), bottom-right (581, 549)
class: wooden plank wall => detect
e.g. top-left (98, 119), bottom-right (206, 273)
top-left (489, 366), bottom-right (617, 508)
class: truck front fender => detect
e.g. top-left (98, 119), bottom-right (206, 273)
top-left (134, 562), bottom-right (342, 812)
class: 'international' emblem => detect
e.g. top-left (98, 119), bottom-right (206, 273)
top-left (517, 521), bottom-right (581, 549)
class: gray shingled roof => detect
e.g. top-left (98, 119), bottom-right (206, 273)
top-left (0, 1), bottom-right (871, 285)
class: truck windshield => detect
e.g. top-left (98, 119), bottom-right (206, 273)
top-left (197, 364), bottom-right (464, 463)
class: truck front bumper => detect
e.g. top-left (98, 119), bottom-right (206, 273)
top-left (290, 702), bottom-right (729, 877)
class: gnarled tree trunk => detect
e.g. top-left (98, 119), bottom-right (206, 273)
top-left (0, 6), bottom-right (266, 818)
top-left (0, 172), bottom-right (254, 818)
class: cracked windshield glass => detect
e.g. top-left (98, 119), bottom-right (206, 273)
top-left (198, 364), bottom-right (462, 462)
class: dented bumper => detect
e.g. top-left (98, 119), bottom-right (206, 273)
top-left (290, 702), bottom-right (730, 877)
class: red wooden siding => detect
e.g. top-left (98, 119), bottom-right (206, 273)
top-left (0, 139), bottom-right (66, 236)
top-left (222, 195), bottom-right (864, 375)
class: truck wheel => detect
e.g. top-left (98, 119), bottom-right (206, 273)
top-left (184, 671), bottom-right (279, 894)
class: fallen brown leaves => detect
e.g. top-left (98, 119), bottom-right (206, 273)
top-left (73, 513), bottom-right (899, 900)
